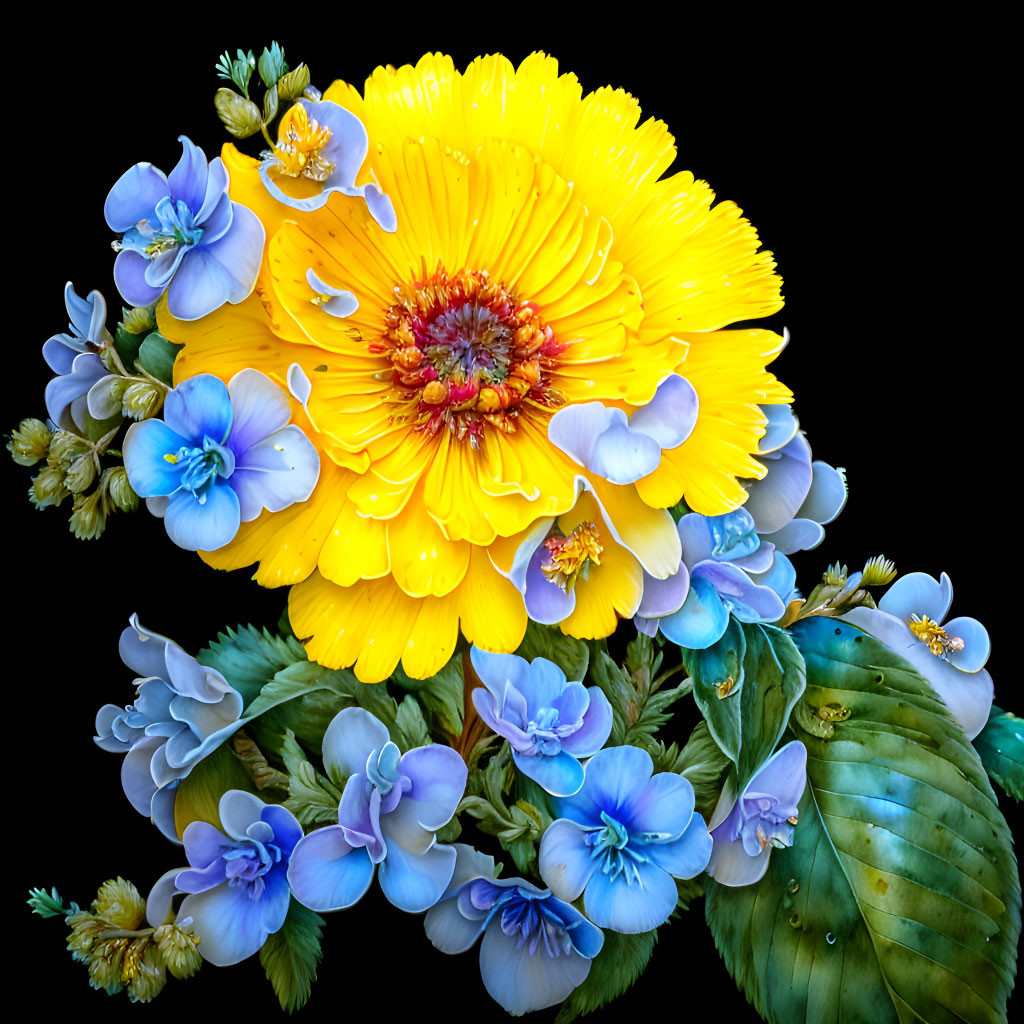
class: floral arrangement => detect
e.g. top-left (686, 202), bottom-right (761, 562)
top-left (11, 44), bottom-right (1021, 1023)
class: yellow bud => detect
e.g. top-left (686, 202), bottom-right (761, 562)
top-left (93, 877), bottom-right (146, 929)
top-left (29, 465), bottom-right (70, 509)
top-left (277, 63), bottom-right (311, 102)
top-left (154, 924), bottom-right (203, 980)
top-left (122, 382), bottom-right (162, 420)
top-left (107, 466), bottom-right (139, 512)
top-left (7, 417), bottom-right (51, 465)
top-left (66, 913), bottom-right (104, 960)
top-left (48, 430), bottom-right (91, 468)
top-left (64, 453), bottom-right (98, 494)
top-left (214, 87), bottom-right (263, 139)
top-left (88, 939), bottom-right (127, 993)
top-left (127, 941), bottom-right (167, 1003)
top-left (122, 306), bottom-right (157, 334)
top-left (422, 380), bottom-right (447, 405)
top-left (69, 490), bottom-right (107, 540)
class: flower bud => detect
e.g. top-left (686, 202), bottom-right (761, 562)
top-left (93, 877), bottom-right (145, 930)
top-left (29, 465), bottom-right (70, 508)
top-left (107, 466), bottom-right (139, 512)
top-left (66, 912), bottom-right (104, 960)
top-left (122, 381), bottom-right (162, 420)
top-left (214, 87), bottom-right (263, 139)
top-left (64, 452), bottom-right (98, 494)
top-left (48, 430), bottom-right (91, 468)
top-left (87, 939), bottom-right (126, 993)
top-left (277, 63), bottom-right (311, 102)
top-left (154, 924), bottom-right (203, 980)
top-left (122, 306), bottom-right (156, 334)
top-left (7, 417), bottom-right (51, 465)
top-left (126, 940), bottom-right (167, 1003)
top-left (69, 490), bottom-right (107, 540)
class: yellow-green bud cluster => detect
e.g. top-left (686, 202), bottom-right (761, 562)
top-left (69, 490), bottom-right (107, 540)
top-left (122, 305), bottom-right (157, 334)
top-left (215, 87), bottom-right (263, 139)
top-left (153, 924), bottom-right (203, 979)
top-left (861, 554), bottom-right (898, 587)
top-left (277, 63), bottom-right (310, 102)
top-left (29, 465), bottom-right (70, 509)
top-left (93, 877), bottom-right (146, 929)
top-left (7, 417), bottom-right (52, 466)
top-left (106, 466), bottom-right (139, 512)
top-left (122, 381), bottom-right (163, 420)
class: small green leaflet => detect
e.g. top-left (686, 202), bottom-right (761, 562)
top-left (279, 730), bottom-right (342, 827)
top-left (391, 651), bottom-right (465, 739)
top-left (259, 898), bottom-right (325, 1013)
top-left (974, 706), bottom-right (1024, 801)
top-left (516, 621), bottom-right (590, 681)
top-left (198, 625), bottom-right (307, 707)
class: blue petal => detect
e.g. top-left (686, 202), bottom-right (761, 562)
top-left (637, 562), bottom-right (689, 619)
top-left (229, 425), bottom-right (320, 522)
top-left (797, 460), bottom-right (848, 525)
top-left (113, 249), bottom-right (164, 308)
top-left (469, 648), bottom-right (532, 697)
top-left (378, 839), bottom-right (456, 912)
top-left (523, 545), bottom-right (576, 624)
top-left (628, 771), bottom-right (696, 835)
top-left (519, 657), bottom-right (569, 712)
top-left (698, 561), bottom-right (785, 623)
top-left (571, 745), bottom-right (653, 823)
top-left (424, 892), bottom-right (487, 954)
top-left (322, 707), bottom-right (391, 783)
top-left (306, 269), bottom-right (359, 318)
top-left (179, 880), bottom-right (269, 966)
top-left (588, 417), bottom-right (663, 485)
top-left (513, 748), bottom-right (585, 797)
top-left (628, 374), bottom-right (698, 449)
top-left (745, 741), bottom-right (807, 810)
top-left (538, 819), bottom-right (598, 902)
top-left (166, 248), bottom-right (241, 321)
top-left (287, 826), bottom-right (375, 911)
top-left (762, 518), bottom-right (825, 555)
top-left (943, 616), bottom-right (991, 673)
top-left (742, 434), bottom-right (813, 534)
top-left (163, 374), bottom-right (233, 443)
top-left (583, 859), bottom-right (678, 933)
top-left (757, 403), bottom-right (799, 454)
top-left (659, 575), bottom-right (729, 649)
top-left (706, 831), bottom-right (773, 887)
top-left (163, 483), bottom-right (241, 552)
top-left (559, 688), bottom-right (613, 758)
top-left (122, 419), bottom-right (190, 497)
top-left (225, 368), bottom-right (291, 456)
top-left (750, 552), bottom-right (798, 603)
top-left (105, 162), bottom-right (169, 232)
top-left (398, 744), bottom-right (468, 829)
top-left (167, 136), bottom-right (209, 212)
top-left (676, 513), bottom-right (713, 567)
top-left (642, 814), bottom-right (713, 879)
top-left (879, 571), bottom-right (953, 623)
top-left (195, 157), bottom-right (231, 226)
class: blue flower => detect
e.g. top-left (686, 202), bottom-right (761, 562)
top-left (287, 707), bottom-right (467, 914)
top-left (43, 283), bottom-right (111, 432)
top-left (94, 615), bottom-right (244, 842)
top-left (146, 791), bottom-right (302, 966)
top-left (539, 745), bottom-right (712, 933)
top-left (259, 99), bottom-right (397, 231)
top-left (706, 740), bottom-right (807, 887)
top-left (469, 648), bottom-right (612, 797)
top-left (105, 137), bottom-right (265, 320)
top-left (638, 510), bottom-right (788, 649)
top-left (844, 572), bottom-right (994, 738)
top-left (123, 370), bottom-right (320, 551)
top-left (425, 844), bottom-right (604, 1016)
top-left (547, 374), bottom-right (699, 485)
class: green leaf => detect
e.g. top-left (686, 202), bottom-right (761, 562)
top-left (198, 624), bottom-right (307, 706)
top-left (516, 620), bottom-right (590, 681)
top-left (393, 694), bottom-right (431, 750)
top-left (173, 743), bottom-right (256, 837)
top-left (974, 706), bottom-right (1024, 801)
top-left (259, 898), bottom-right (324, 1013)
top-left (683, 620), bottom-right (805, 788)
top-left (705, 616), bottom-right (1021, 1024)
top-left (554, 929), bottom-right (658, 1022)
top-left (244, 659), bottom-right (329, 718)
top-left (135, 332), bottom-right (183, 384)
top-left (674, 721), bottom-right (731, 820)
top-left (587, 648), bottom-right (632, 745)
top-left (391, 653), bottom-right (464, 739)
top-left (280, 730), bottom-right (342, 827)
top-left (113, 325), bottom-right (142, 368)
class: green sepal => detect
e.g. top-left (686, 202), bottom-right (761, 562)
top-left (974, 706), bottom-right (1024, 801)
top-left (704, 616), bottom-right (1021, 1024)
top-left (135, 332), bottom-right (183, 384)
top-left (554, 929), bottom-right (658, 1023)
top-left (259, 897), bottom-right (325, 1013)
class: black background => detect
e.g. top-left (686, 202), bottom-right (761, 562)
top-left (5, 13), bottom-right (1018, 1023)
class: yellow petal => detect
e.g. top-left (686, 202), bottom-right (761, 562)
top-left (387, 513), bottom-right (470, 598)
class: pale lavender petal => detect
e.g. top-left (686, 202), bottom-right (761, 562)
top-left (707, 831), bottom-right (772, 887)
top-left (118, 613), bottom-right (174, 679)
top-left (637, 562), bottom-right (690, 618)
top-left (229, 425), bottom-right (320, 521)
top-left (628, 374), bottom-right (698, 449)
top-left (322, 707), bottom-right (391, 782)
top-left (743, 434), bottom-right (813, 534)
top-left (538, 819), bottom-right (596, 901)
top-left (547, 403), bottom-right (615, 467)
top-left (226, 368), bottom-right (291, 455)
top-left (763, 518), bottom-right (825, 555)
top-left (747, 741), bottom-right (807, 811)
top-left (559, 689), bottom-right (613, 758)
top-left (677, 513), bottom-right (713, 567)
top-left (879, 571), bottom-right (953, 623)
top-left (146, 868), bottom-right (184, 927)
top-left (105, 162), bottom-right (169, 231)
top-left (167, 136), bottom-right (209, 211)
top-left (758, 404), bottom-right (799, 454)
top-left (588, 418), bottom-right (662, 485)
top-left (195, 157), bottom-right (230, 227)
top-left (399, 745), bottom-right (468, 829)
top-left (943, 616), bottom-right (991, 673)
top-left (523, 547), bottom-right (576, 624)
top-left (306, 269), bottom-right (359, 318)
top-left (797, 461), bottom-right (848, 524)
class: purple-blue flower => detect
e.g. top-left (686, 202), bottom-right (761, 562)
top-left (146, 791), bottom-right (302, 966)
top-left (123, 370), bottom-right (320, 551)
top-left (105, 136), bottom-right (264, 321)
top-left (287, 707), bottom-right (467, 914)
top-left (539, 745), bottom-right (712, 933)
top-left (43, 283), bottom-right (111, 432)
top-left (547, 374), bottom-right (699, 485)
top-left (706, 740), bottom-right (807, 887)
top-left (94, 615), bottom-right (244, 842)
top-left (425, 844), bottom-right (604, 1016)
top-left (469, 648), bottom-right (612, 797)
top-left (844, 572), bottom-right (994, 738)
top-left (259, 99), bottom-right (397, 232)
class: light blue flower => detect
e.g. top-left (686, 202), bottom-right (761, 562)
top-left (94, 615), bottom-right (244, 842)
top-left (287, 707), bottom-right (467, 914)
top-left (706, 740), bottom-right (807, 887)
top-left (638, 510), bottom-right (787, 649)
top-left (425, 844), bottom-right (604, 1016)
top-left (539, 745), bottom-right (711, 933)
top-left (105, 136), bottom-right (264, 321)
top-left (146, 791), bottom-right (302, 965)
top-left (43, 283), bottom-right (112, 432)
top-left (547, 375), bottom-right (698, 485)
top-left (123, 370), bottom-right (320, 551)
top-left (259, 99), bottom-right (397, 231)
top-left (844, 572), bottom-right (994, 738)
top-left (469, 648), bottom-right (612, 797)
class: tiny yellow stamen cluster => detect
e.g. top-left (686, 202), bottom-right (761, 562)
top-left (909, 614), bottom-right (965, 658)
top-left (274, 103), bottom-right (335, 181)
top-left (541, 522), bottom-right (603, 593)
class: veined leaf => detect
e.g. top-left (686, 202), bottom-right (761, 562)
top-left (974, 707), bottom-right (1024, 802)
top-left (683, 617), bottom-right (745, 762)
top-left (516, 621), bottom-right (590, 682)
top-left (173, 743), bottom-right (256, 837)
top-left (259, 897), bottom-right (325, 1013)
top-left (198, 625), bottom-right (307, 707)
top-left (705, 617), bottom-right (1021, 1024)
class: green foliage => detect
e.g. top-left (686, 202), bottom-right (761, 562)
top-left (705, 616), bottom-right (1021, 1024)
top-left (391, 652), bottom-right (464, 740)
top-left (215, 48), bottom-right (256, 96)
top-left (198, 625), bottom-right (307, 707)
top-left (135, 332), bottom-right (182, 384)
top-left (554, 929), bottom-right (658, 1023)
top-left (27, 886), bottom-right (77, 918)
top-left (113, 325), bottom-right (142, 368)
top-left (280, 730), bottom-right (342, 827)
top-left (516, 621), bottom-right (590, 681)
top-left (684, 620), bottom-right (805, 788)
top-left (173, 743), bottom-right (257, 836)
top-left (670, 721), bottom-right (731, 820)
top-left (974, 706), bottom-right (1024, 801)
top-left (259, 898), bottom-right (325, 1013)
top-left (258, 41), bottom-right (288, 88)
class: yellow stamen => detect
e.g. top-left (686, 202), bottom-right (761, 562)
top-left (163, 453), bottom-right (178, 464)
top-left (909, 614), bottom-right (964, 658)
top-left (273, 103), bottom-right (335, 181)
top-left (541, 522), bottom-right (603, 593)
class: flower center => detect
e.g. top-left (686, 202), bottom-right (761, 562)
top-left (222, 823), bottom-right (283, 899)
top-left (273, 103), bottom-right (335, 181)
top-left (584, 811), bottom-right (648, 884)
top-left (164, 436), bottom-right (235, 500)
top-left (365, 741), bottom-right (402, 796)
top-left (908, 614), bottom-right (965, 659)
top-left (498, 892), bottom-right (573, 958)
top-left (707, 509), bottom-right (760, 561)
top-left (541, 522), bottom-right (603, 592)
top-left (372, 268), bottom-right (565, 447)
top-left (139, 196), bottom-right (205, 257)
top-left (736, 793), bottom-right (799, 854)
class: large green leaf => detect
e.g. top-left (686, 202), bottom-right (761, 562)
top-left (974, 707), bottom-right (1024, 802)
top-left (173, 743), bottom-right (257, 837)
top-left (197, 625), bottom-right (307, 707)
top-left (259, 897), bottom-right (325, 1013)
top-left (705, 617), bottom-right (1020, 1024)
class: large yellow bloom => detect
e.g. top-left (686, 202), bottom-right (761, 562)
top-left (162, 52), bottom-right (790, 682)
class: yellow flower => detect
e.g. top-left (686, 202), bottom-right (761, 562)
top-left (161, 52), bottom-right (790, 682)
